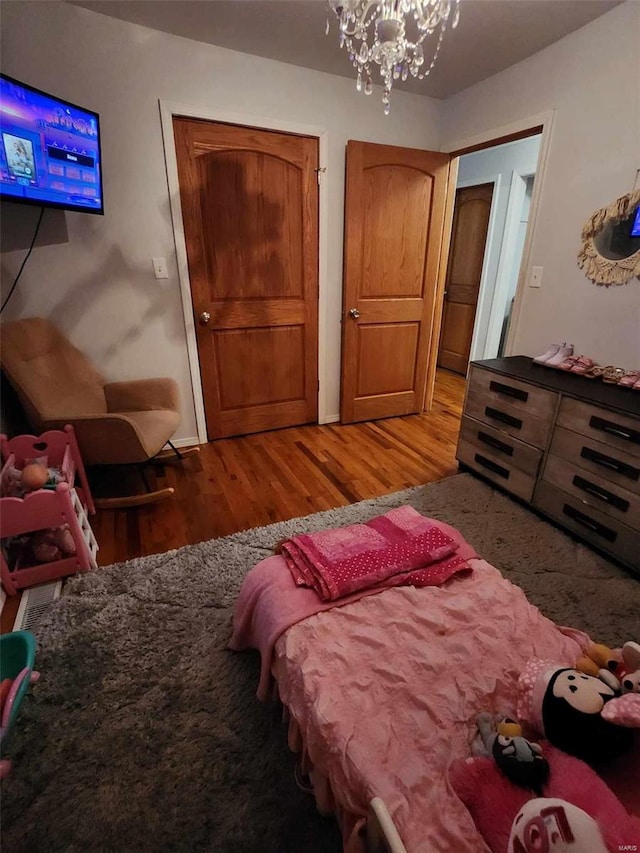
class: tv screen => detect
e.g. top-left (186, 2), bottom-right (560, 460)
top-left (631, 205), bottom-right (640, 238)
top-left (0, 74), bottom-right (103, 214)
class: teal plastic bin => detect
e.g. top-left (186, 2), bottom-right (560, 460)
top-left (0, 630), bottom-right (38, 778)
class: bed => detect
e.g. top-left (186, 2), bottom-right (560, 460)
top-left (230, 514), bottom-right (639, 852)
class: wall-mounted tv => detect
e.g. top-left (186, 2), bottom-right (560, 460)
top-left (0, 74), bottom-right (103, 215)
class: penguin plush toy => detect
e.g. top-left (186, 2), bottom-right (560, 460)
top-left (474, 712), bottom-right (550, 793)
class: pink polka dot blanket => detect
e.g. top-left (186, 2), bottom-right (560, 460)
top-left (279, 506), bottom-right (475, 601)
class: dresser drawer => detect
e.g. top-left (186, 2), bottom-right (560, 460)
top-left (549, 426), bottom-right (640, 496)
top-left (457, 437), bottom-right (536, 502)
top-left (459, 416), bottom-right (542, 477)
top-left (533, 481), bottom-right (640, 571)
top-left (542, 454), bottom-right (640, 530)
top-left (557, 398), bottom-right (640, 459)
top-left (468, 365), bottom-right (558, 421)
top-left (465, 389), bottom-right (553, 449)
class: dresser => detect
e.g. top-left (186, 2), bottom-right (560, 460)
top-left (456, 356), bottom-right (640, 574)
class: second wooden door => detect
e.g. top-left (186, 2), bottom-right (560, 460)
top-left (340, 140), bottom-right (453, 423)
top-left (174, 118), bottom-right (319, 439)
top-left (437, 183), bottom-right (494, 375)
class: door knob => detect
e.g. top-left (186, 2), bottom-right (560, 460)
top-left (199, 311), bottom-right (211, 326)
top-left (349, 308), bottom-right (360, 319)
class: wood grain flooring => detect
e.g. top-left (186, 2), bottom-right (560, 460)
top-left (1, 369), bottom-right (465, 630)
top-left (93, 368), bottom-right (465, 564)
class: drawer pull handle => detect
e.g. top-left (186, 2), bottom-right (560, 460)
top-left (477, 431), bottom-right (514, 456)
top-left (489, 380), bottom-right (528, 402)
top-left (589, 415), bottom-right (640, 445)
top-left (572, 475), bottom-right (629, 512)
top-left (474, 453), bottom-right (510, 479)
top-left (562, 504), bottom-right (617, 542)
top-left (485, 407), bottom-right (523, 430)
top-left (580, 446), bottom-right (640, 481)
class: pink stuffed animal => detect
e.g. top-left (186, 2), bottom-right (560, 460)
top-left (449, 744), bottom-right (640, 853)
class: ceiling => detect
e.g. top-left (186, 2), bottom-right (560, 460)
top-left (70, 0), bottom-right (622, 99)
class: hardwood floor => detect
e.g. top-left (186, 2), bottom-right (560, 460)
top-left (0, 369), bottom-right (465, 630)
top-left (93, 368), bottom-right (465, 564)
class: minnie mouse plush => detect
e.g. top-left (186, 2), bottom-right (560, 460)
top-left (541, 669), bottom-right (632, 764)
top-left (517, 658), bottom-right (638, 766)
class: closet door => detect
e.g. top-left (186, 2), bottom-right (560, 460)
top-left (437, 183), bottom-right (494, 375)
top-left (340, 140), bottom-right (453, 423)
top-left (174, 118), bottom-right (319, 439)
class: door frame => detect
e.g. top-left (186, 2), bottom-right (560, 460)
top-left (441, 110), bottom-right (555, 366)
top-left (159, 100), bottom-right (328, 444)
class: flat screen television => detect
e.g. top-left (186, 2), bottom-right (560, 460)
top-left (0, 74), bottom-right (103, 214)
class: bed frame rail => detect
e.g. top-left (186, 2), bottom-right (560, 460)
top-left (367, 798), bottom-right (408, 853)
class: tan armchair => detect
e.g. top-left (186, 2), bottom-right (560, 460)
top-left (0, 317), bottom-right (196, 507)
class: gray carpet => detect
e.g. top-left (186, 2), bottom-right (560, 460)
top-left (2, 473), bottom-right (638, 853)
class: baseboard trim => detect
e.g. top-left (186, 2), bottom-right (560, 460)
top-left (173, 423), bottom-right (341, 444)
top-left (171, 436), bottom-right (201, 448)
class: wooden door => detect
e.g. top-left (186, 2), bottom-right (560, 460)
top-left (173, 118), bottom-right (319, 439)
top-left (437, 183), bottom-right (493, 375)
top-left (340, 141), bottom-right (453, 423)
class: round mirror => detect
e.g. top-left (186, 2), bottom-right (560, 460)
top-left (578, 189), bottom-right (640, 286)
top-left (593, 209), bottom-right (639, 260)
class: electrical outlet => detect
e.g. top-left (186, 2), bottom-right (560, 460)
top-left (529, 265), bottom-right (543, 288)
top-left (152, 257), bottom-right (168, 279)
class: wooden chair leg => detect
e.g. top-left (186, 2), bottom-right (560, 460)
top-left (89, 460), bottom-right (176, 510)
top-left (139, 463), bottom-right (153, 492)
top-left (153, 443), bottom-right (201, 463)
top-left (94, 487), bottom-right (175, 510)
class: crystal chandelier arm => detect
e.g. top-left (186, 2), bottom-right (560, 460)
top-left (413, 0), bottom-right (450, 32)
top-left (332, 0), bottom-right (382, 38)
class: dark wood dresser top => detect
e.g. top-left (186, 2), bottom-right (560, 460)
top-left (472, 356), bottom-right (640, 418)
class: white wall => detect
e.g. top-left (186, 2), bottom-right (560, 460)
top-left (456, 135), bottom-right (541, 362)
top-left (0, 1), bottom-right (442, 440)
top-left (442, 0), bottom-right (640, 369)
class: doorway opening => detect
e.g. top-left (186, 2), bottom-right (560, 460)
top-left (437, 133), bottom-right (542, 376)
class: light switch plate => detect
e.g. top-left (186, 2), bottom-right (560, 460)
top-left (152, 257), bottom-right (168, 279)
top-left (529, 265), bottom-right (543, 288)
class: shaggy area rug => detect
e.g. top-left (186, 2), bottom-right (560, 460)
top-left (2, 473), bottom-right (638, 853)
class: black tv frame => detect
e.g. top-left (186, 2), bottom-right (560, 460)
top-left (0, 73), bottom-right (104, 216)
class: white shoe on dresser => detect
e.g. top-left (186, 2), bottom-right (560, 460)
top-left (545, 344), bottom-right (575, 367)
top-left (533, 343), bottom-right (564, 364)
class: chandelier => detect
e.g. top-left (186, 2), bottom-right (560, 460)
top-left (327, 0), bottom-right (461, 114)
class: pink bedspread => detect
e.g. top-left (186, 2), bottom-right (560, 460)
top-left (281, 506), bottom-right (461, 601)
top-left (230, 519), bottom-right (478, 699)
top-left (272, 559), bottom-right (594, 853)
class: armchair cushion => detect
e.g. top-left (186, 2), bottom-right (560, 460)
top-left (104, 378), bottom-right (180, 414)
top-left (42, 409), bottom-right (180, 465)
top-left (1, 317), bottom-right (107, 430)
top-left (1, 318), bottom-right (182, 466)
